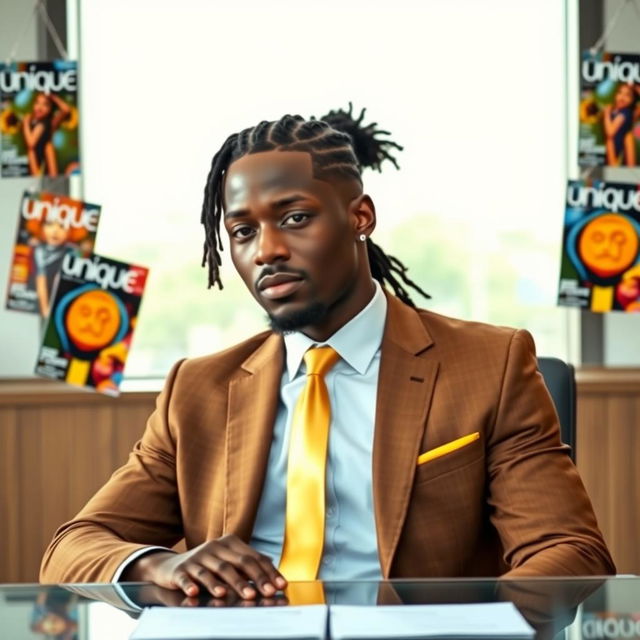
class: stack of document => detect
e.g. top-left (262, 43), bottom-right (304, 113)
top-left (129, 602), bottom-right (533, 640)
top-left (329, 603), bottom-right (534, 639)
top-left (129, 605), bottom-right (328, 640)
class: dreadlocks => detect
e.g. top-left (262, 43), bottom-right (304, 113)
top-left (200, 103), bottom-right (430, 307)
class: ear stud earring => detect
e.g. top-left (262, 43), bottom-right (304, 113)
top-left (359, 234), bottom-right (367, 242)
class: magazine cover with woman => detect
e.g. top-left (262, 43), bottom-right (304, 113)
top-left (35, 253), bottom-right (149, 396)
top-left (0, 60), bottom-right (79, 177)
top-left (558, 179), bottom-right (640, 312)
top-left (5, 191), bottom-right (101, 317)
top-left (579, 51), bottom-right (640, 168)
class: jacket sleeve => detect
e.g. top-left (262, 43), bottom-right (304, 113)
top-left (486, 330), bottom-right (615, 577)
top-left (40, 360), bottom-right (186, 584)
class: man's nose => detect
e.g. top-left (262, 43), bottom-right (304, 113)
top-left (254, 226), bottom-right (290, 265)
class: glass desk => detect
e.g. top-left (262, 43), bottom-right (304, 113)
top-left (1, 577), bottom-right (638, 640)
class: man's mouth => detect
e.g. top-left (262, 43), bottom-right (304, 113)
top-left (257, 272), bottom-right (305, 300)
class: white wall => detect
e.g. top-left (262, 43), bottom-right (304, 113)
top-left (0, 0), bottom-right (42, 377)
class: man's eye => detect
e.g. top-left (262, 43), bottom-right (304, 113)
top-left (283, 212), bottom-right (310, 226)
top-left (232, 226), bottom-right (254, 239)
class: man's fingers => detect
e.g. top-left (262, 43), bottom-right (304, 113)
top-left (186, 563), bottom-right (227, 599)
top-left (200, 556), bottom-right (256, 600)
top-left (208, 543), bottom-right (271, 597)
top-left (148, 537), bottom-right (285, 601)
top-left (234, 553), bottom-right (276, 596)
top-left (225, 538), bottom-right (285, 594)
top-left (172, 569), bottom-right (200, 597)
top-left (255, 554), bottom-right (287, 591)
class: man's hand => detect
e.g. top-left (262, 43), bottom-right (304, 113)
top-left (132, 583), bottom-right (289, 609)
top-left (121, 535), bottom-right (287, 600)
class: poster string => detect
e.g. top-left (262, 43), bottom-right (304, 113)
top-left (6, 0), bottom-right (68, 65)
top-left (590, 0), bottom-right (632, 54)
top-left (37, 0), bottom-right (69, 60)
top-left (579, 166), bottom-right (596, 183)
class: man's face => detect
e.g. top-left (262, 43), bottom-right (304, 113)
top-left (223, 150), bottom-right (373, 337)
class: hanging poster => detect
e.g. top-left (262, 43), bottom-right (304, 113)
top-left (579, 51), bottom-right (640, 168)
top-left (0, 60), bottom-right (79, 177)
top-left (5, 191), bottom-right (101, 316)
top-left (35, 253), bottom-right (149, 396)
top-left (558, 179), bottom-right (640, 312)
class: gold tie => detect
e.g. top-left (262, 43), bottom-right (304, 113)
top-left (279, 346), bottom-right (340, 581)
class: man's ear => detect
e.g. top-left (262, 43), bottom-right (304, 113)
top-left (350, 194), bottom-right (377, 239)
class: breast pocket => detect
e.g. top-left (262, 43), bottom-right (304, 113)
top-left (414, 432), bottom-right (483, 485)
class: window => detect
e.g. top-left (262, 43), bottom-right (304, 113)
top-left (80, 0), bottom-right (573, 378)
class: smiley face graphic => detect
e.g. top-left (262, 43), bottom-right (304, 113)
top-left (578, 213), bottom-right (639, 279)
top-left (65, 290), bottom-right (121, 351)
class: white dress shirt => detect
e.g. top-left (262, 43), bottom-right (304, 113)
top-left (114, 280), bottom-right (387, 588)
top-left (250, 280), bottom-right (386, 580)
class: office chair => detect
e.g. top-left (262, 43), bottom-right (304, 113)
top-left (537, 357), bottom-right (576, 462)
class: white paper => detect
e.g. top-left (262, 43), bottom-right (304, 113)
top-left (329, 602), bottom-right (534, 639)
top-left (129, 604), bottom-right (328, 640)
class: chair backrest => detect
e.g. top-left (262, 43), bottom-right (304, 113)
top-left (537, 356), bottom-right (576, 461)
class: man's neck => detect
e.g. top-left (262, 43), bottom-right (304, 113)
top-left (297, 278), bottom-right (377, 342)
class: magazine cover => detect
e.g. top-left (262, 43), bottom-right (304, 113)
top-left (558, 179), bottom-right (640, 312)
top-left (0, 60), bottom-right (79, 177)
top-left (579, 51), bottom-right (640, 167)
top-left (35, 253), bottom-right (149, 396)
top-left (5, 191), bottom-right (101, 316)
top-left (578, 51), bottom-right (640, 167)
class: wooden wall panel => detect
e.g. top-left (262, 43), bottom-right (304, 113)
top-left (0, 382), bottom-right (155, 583)
top-left (67, 405), bottom-right (115, 510)
top-left (0, 371), bottom-right (638, 583)
top-left (0, 408), bottom-right (20, 582)
top-left (17, 407), bottom-right (45, 583)
top-left (575, 370), bottom-right (640, 575)
top-left (576, 397), bottom-right (610, 532)
top-left (112, 403), bottom-right (152, 468)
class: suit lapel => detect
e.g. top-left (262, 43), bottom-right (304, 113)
top-left (223, 332), bottom-right (284, 541)
top-left (373, 294), bottom-right (439, 577)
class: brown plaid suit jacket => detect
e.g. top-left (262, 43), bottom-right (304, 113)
top-left (40, 292), bottom-right (614, 583)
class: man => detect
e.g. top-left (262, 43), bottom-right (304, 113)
top-left (40, 106), bottom-right (615, 600)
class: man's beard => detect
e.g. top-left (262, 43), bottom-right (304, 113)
top-left (267, 301), bottom-right (328, 334)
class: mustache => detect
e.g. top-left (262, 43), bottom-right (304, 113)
top-left (254, 265), bottom-right (309, 289)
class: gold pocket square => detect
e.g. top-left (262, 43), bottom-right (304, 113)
top-left (417, 432), bottom-right (480, 465)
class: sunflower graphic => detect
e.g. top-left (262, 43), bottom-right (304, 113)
top-left (0, 107), bottom-right (20, 135)
top-left (580, 96), bottom-right (601, 125)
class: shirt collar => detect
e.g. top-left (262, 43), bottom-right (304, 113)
top-left (283, 280), bottom-right (387, 380)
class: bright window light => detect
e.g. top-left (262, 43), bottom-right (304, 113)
top-left (80, 0), bottom-right (572, 377)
